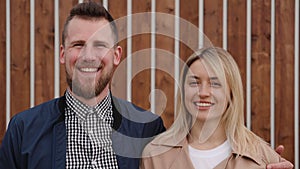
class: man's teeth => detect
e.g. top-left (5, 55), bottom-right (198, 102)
top-left (195, 102), bottom-right (212, 107)
top-left (80, 68), bottom-right (98, 72)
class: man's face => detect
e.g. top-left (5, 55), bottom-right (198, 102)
top-left (60, 17), bottom-right (121, 99)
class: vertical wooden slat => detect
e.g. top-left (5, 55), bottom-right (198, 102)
top-left (131, 0), bottom-right (151, 110)
top-left (227, 0), bottom-right (247, 96)
top-left (227, 0), bottom-right (248, 126)
top-left (109, 0), bottom-right (128, 100)
top-left (59, 0), bottom-right (78, 96)
top-left (0, 0), bottom-right (7, 143)
top-left (251, 0), bottom-right (271, 142)
top-left (179, 0), bottom-right (198, 61)
top-left (156, 0), bottom-right (175, 128)
top-left (275, 0), bottom-right (295, 163)
top-left (10, 0), bottom-right (30, 116)
top-left (35, 0), bottom-right (54, 105)
top-left (204, 0), bottom-right (223, 47)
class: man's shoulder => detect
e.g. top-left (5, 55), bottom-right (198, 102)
top-left (112, 96), bottom-right (160, 123)
top-left (12, 97), bottom-right (62, 122)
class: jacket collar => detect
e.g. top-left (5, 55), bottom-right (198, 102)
top-left (57, 91), bottom-right (123, 131)
top-left (150, 136), bottom-right (263, 165)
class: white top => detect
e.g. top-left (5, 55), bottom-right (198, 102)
top-left (188, 140), bottom-right (232, 169)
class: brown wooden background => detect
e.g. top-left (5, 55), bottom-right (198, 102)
top-left (0, 0), bottom-right (299, 165)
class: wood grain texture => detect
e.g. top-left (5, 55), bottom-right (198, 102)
top-left (275, 0), bottom-right (295, 163)
top-left (179, 0), bottom-right (198, 62)
top-left (155, 0), bottom-right (175, 128)
top-left (251, 0), bottom-right (271, 143)
top-left (227, 0), bottom-right (247, 97)
top-left (59, 0), bottom-right (78, 96)
top-left (0, 0), bottom-right (6, 144)
top-left (131, 0), bottom-right (152, 110)
top-left (109, 0), bottom-right (128, 100)
top-left (227, 0), bottom-right (249, 126)
top-left (10, 0), bottom-right (31, 116)
top-left (204, 0), bottom-right (223, 47)
top-left (34, 0), bottom-right (54, 105)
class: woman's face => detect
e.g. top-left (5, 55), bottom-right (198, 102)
top-left (184, 59), bottom-right (229, 122)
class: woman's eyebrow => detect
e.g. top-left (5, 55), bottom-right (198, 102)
top-left (210, 77), bottom-right (219, 80)
top-left (187, 75), bottom-right (199, 80)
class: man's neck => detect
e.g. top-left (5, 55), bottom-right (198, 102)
top-left (67, 87), bottom-right (110, 107)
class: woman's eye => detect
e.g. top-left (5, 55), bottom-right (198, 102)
top-left (210, 82), bottom-right (221, 87)
top-left (189, 81), bottom-right (199, 86)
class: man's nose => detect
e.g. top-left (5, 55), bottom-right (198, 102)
top-left (79, 45), bottom-right (98, 60)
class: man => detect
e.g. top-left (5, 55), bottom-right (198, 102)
top-left (0, 2), bottom-right (293, 169)
top-left (0, 2), bottom-right (165, 169)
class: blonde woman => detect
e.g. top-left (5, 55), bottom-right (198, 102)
top-left (141, 47), bottom-right (293, 169)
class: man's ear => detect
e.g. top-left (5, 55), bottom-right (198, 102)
top-left (60, 45), bottom-right (66, 64)
top-left (113, 46), bottom-right (122, 66)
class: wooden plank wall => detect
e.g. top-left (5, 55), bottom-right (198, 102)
top-left (0, 0), bottom-right (298, 165)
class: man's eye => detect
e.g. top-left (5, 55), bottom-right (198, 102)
top-left (95, 44), bottom-right (108, 48)
top-left (73, 43), bottom-right (84, 47)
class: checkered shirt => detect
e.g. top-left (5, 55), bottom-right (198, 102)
top-left (65, 90), bottom-right (118, 168)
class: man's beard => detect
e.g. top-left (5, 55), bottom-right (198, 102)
top-left (66, 68), bottom-right (113, 99)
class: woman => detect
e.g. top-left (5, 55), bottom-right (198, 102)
top-left (141, 47), bottom-right (283, 169)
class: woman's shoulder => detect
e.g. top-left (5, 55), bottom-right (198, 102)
top-left (257, 140), bottom-right (281, 163)
top-left (142, 136), bottom-right (185, 158)
top-left (231, 139), bottom-right (281, 167)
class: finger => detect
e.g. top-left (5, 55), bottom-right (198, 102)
top-left (266, 161), bottom-right (294, 169)
top-left (275, 145), bottom-right (285, 155)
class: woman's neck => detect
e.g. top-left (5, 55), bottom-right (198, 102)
top-left (188, 119), bottom-right (227, 150)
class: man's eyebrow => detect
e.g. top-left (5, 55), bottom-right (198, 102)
top-left (93, 40), bottom-right (109, 45)
top-left (70, 40), bottom-right (85, 45)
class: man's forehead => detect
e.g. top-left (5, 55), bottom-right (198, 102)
top-left (66, 18), bottom-right (114, 43)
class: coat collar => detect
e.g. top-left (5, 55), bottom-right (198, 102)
top-left (150, 136), bottom-right (263, 166)
top-left (57, 91), bottom-right (123, 131)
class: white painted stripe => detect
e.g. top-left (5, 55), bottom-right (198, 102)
top-left (54, 0), bottom-right (60, 98)
top-left (246, 0), bottom-right (252, 129)
top-left (127, 0), bottom-right (132, 102)
top-left (174, 0), bottom-right (180, 112)
top-left (294, 0), bottom-right (299, 168)
top-left (103, 0), bottom-right (108, 10)
top-left (223, 0), bottom-right (227, 50)
top-left (270, 0), bottom-right (275, 149)
top-left (150, 0), bottom-right (156, 114)
top-left (6, 0), bottom-right (11, 128)
top-left (198, 0), bottom-right (204, 48)
top-left (30, 0), bottom-right (35, 108)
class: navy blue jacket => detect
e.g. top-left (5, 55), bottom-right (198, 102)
top-left (0, 95), bottom-right (166, 169)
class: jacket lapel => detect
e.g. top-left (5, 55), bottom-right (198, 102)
top-left (52, 96), bottom-right (67, 169)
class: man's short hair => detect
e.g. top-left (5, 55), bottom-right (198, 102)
top-left (62, 1), bottom-right (118, 47)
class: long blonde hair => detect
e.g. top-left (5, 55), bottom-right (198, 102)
top-left (155, 47), bottom-right (263, 155)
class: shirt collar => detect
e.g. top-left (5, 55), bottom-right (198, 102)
top-left (65, 90), bottom-right (113, 122)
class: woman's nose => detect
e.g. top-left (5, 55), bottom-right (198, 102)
top-left (198, 83), bottom-right (210, 97)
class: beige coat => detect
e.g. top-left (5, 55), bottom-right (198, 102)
top-left (140, 137), bottom-right (281, 169)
